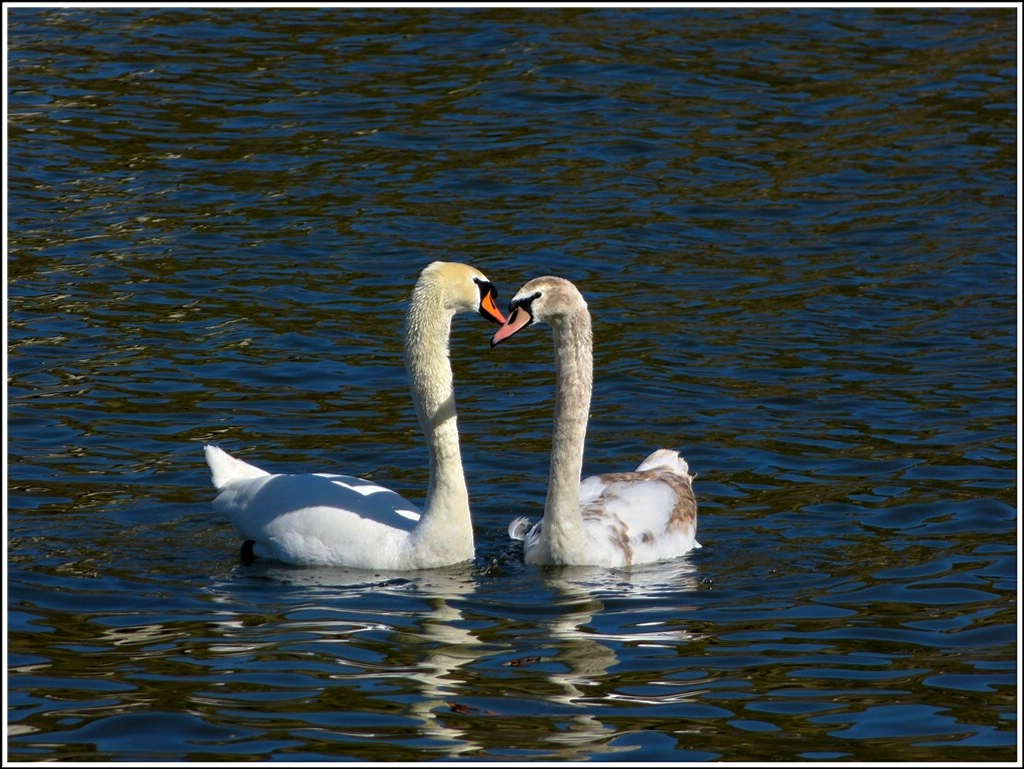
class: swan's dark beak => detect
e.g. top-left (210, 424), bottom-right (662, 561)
top-left (490, 304), bottom-right (534, 346)
top-left (477, 282), bottom-right (506, 325)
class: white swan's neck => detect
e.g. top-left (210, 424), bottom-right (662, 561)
top-left (543, 305), bottom-right (594, 557)
top-left (403, 280), bottom-right (471, 553)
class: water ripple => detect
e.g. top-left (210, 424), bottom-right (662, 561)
top-left (7, 6), bottom-right (1016, 762)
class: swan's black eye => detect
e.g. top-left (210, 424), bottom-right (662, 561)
top-left (474, 277), bottom-right (497, 301)
top-left (508, 290), bottom-right (542, 314)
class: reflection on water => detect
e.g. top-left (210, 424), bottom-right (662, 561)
top-left (205, 566), bottom-right (489, 756)
top-left (7, 5), bottom-right (1017, 762)
top-left (527, 564), bottom-right (702, 757)
top-left (193, 561), bottom-right (705, 760)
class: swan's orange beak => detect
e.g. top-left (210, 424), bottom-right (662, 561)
top-left (490, 304), bottom-right (534, 347)
top-left (477, 283), bottom-right (506, 325)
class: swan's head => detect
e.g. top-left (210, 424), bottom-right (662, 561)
top-left (418, 261), bottom-right (506, 325)
top-left (490, 275), bottom-right (585, 346)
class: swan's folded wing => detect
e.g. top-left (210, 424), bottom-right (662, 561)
top-left (212, 471), bottom-right (423, 563)
top-left (578, 468), bottom-right (698, 565)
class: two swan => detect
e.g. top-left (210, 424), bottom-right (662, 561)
top-left (204, 265), bottom-right (698, 570)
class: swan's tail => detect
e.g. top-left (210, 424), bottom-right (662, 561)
top-left (204, 444), bottom-right (270, 490)
top-left (636, 449), bottom-right (693, 482)
top-left (508, 516), bottom-right (532, 542)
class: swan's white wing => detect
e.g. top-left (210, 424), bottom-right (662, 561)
top-left (581, 474), bottom-right (697, 564)
top-left (206, 446), bottom-right (424, 569)
top-left (571, 450), bottom-right (698, 567)
top-left (577, 475), bottom-right (697, 567)
top-left (515, 450), bottom-right (699, 568)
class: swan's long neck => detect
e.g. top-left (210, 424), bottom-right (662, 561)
top-left (403, 281), bottom-right (471, 552)
top-left (543, 305), bottom-right (594, 553)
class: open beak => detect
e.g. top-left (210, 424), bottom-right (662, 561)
top-left (490, 304), bottom-right (534, 346)
top-left (477, 283), bottom-right (506, 325)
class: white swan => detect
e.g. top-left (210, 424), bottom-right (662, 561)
top-left (204, 261), bottom-right (505, 569)
top-left (491, 276), bottom-right (699, 568)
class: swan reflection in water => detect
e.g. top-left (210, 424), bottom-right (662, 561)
top-left (202, 555), bottom-right (702, 759)
top-left (509, 558), bottom-right (704, 755)
top-left (203, 564), bottom-right (486, 756)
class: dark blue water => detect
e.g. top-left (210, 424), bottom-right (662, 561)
top-left (6, 6), bottom-right (1018, 762)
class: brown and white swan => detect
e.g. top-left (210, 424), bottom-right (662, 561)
top-left (491, 275), bottom-right (699, 567)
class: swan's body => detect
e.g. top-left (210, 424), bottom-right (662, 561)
top-left (204, 261), bottom-right (505, 569)
top-left (492, 276), bottom-right (699, 568)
